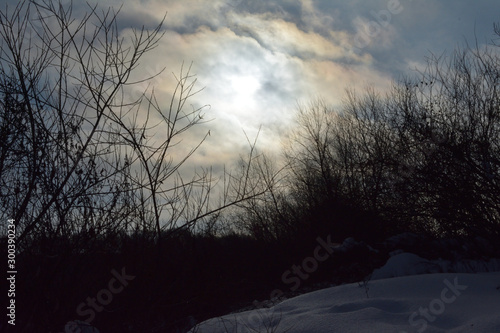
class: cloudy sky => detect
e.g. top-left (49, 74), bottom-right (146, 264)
top-left (32, 0), bottom-right (500, 168)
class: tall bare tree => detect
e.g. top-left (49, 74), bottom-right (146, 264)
top-left (0, 0), bottom-right (272, 254)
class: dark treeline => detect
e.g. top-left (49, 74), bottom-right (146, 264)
top-left (1, 1), bottom-right (500, 332)
top-left (236, 35), bottom-right (500, 245)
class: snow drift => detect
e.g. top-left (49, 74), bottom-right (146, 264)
top-left (191, 244), bottom-right (500, 333)
top-left (191, 272), bottom-right (500, 332)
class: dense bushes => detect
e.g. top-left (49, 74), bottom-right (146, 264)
top-left (10, 231), bottom-right (296, 332)
top-left (235, 33), bottom-right (500, 245)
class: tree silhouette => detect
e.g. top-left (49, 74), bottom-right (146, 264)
top-left (0, 0), bottom-right (272, 255)
top-left (233, 27), bottom-right (500, 244)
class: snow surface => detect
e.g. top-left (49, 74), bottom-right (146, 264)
top-left (191, 254), bottom-right (500, 333)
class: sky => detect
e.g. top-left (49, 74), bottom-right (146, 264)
top-left (109, 0), bottom-right (500, 168)
top-left (14, 0), bottom-right (500, 171)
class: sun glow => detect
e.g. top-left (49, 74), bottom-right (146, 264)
top-left (228, 74), bottom-right (260, 106)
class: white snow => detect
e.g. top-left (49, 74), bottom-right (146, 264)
top-left (191, 253), bottom-right (500, 333)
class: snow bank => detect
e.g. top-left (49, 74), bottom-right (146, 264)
top-left (191, 272), bottom-right (500, 333)
top-left (191, 234), bottom-right (500, 332)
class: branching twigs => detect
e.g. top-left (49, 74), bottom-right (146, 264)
top-left (0, 1), bottom-right (280, 256)
top-left (0, 1), bottom-right (164, 250)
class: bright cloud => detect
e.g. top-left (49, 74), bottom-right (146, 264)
top-left (70, 0), bottom-right (500, 169)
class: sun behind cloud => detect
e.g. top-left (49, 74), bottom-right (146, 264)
top-left (228, 74), bottom-right (261, 106)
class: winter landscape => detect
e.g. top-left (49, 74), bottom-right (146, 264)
top-left (2, 1), bottom-right (500, 332)
top-left (192, 240), bottom-right (500, 332)
top-left (193, 272), bottom-right (500, 333)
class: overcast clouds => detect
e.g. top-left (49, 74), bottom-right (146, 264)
top-left (18, 0), bottom-right (500, 168)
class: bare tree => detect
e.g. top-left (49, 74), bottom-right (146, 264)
top-left (280, 31), bottom-right (500, 240)
top-left (246, 27), bottom-right (500, 244)
top-left (0, 0), bottom-right (272, 255)
top-left (386, 40), bottom-right (500, 237)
